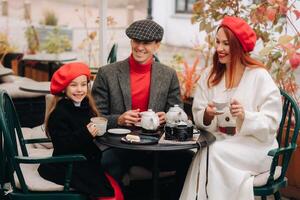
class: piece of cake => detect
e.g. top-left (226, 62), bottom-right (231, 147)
top-left (125, 134), bottom-right (140, 142)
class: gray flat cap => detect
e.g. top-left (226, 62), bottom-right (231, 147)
top-left (126, 19), bottom-right (164, 42)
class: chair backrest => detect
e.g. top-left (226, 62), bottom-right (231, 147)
top-left (153, 54), bottom-right (160, 62)
top-left (271, 89), bottom-right (300, 183)
top-left (0, 115), bottom-right (8, 197)
top-left (107, 43), bottom-right (118, 64)
top-left (0, 90), bottom-right (31, 192)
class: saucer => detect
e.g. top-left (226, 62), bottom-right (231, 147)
top-left (107, 128), bottom-right (131, 135)
top-left (215, 110), bottom-right (225, 114)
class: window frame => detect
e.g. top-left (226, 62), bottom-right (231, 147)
top-left (175, 0), bottom-right (196, 14)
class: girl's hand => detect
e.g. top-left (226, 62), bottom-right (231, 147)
top-left (230, 99), bottom-right (245, 121)
top-left (87, 122), bottom-right (98, 137)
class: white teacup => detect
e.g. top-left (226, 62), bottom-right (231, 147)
top-left (212, 99), bottom-right (229, 111)
top-left (90, 117), bottom-right (108, 136)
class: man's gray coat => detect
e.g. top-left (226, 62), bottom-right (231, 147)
top-left (91, 58), bottom-right (183, 128)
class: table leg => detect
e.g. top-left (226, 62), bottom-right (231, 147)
top-left (48, 62), bottom-right (61, 81)
top-left (152, 152), bottom-right (159, 200)
top-left (19, 60), bottom-right (25, 77)
top-left (48, 62), bottom-right (55, 81)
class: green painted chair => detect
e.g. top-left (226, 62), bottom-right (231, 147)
top-left (153, 54), bottom-right (160, 62)
top-left (0, 90), bottom-right (88, 200)
top-left (107, 43), bottom-right (118, 64)
top-left (254, 89), bottom-right (300, 200)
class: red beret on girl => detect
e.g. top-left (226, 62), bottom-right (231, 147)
top-left (221, 16), bottom-right (257, 52)
top-left (50, 62), bottom-right (91, 95)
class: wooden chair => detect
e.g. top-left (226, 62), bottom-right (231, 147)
top-left (0, 90), bottom-right (88, 200)
top-left (254, 89), bottom-right (300, 200)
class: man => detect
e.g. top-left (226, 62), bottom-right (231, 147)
top-left (92, 19), bottom-right (193, 199)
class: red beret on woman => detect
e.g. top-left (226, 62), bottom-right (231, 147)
top-left (50, 62), bottom-right (91, 95)
top-left (221, 16), bottom-right (257, 52)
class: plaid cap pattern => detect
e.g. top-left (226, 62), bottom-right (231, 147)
top-left (126, 19), bottom-right (164, 42)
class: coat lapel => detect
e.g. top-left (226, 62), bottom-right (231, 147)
top-left (117, 59), bottom-right (131, 110)
top-left (149, 62), bottom-right (163, 111)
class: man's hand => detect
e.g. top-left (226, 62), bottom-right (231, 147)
top-left (157, 112), bottom-right (166, 124)
top-left (117, 109), bottom-right (141, 126)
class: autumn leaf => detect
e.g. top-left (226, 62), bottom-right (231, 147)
top-left (278, 35), bottom-right (294, 45)
top-left (289, 52), bottom-right (300, 70)
top-left (293, 10), bottom-right (300, 20)
top-left (259, 45), bottom-right (273, 56)
top-left (266, 7), bottom-right (277, 21)
top-left (193, 1), bottom-right (205, 14)
top-left (279, 3), bottom-right (288, 15)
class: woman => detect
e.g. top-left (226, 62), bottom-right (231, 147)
top-left (180, 16), bottom-right (282, 200)
top-left (38, 62), bottom-right (124, 200)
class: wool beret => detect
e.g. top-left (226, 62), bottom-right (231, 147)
top-left (50, 62), bottom-right (91, 95)
top-left (126, 19), bottom-right (164, 42)
top-left (221, 16), bottom-right (256, 52)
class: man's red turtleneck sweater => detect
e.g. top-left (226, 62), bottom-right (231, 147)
top-left (129, 54), bottom-right (152, 112)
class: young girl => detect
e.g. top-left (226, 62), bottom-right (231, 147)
top-left (38, 62), bottom-right (124, 200)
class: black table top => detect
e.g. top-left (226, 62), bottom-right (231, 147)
top-left (95, 128), bottom-right (215, 152)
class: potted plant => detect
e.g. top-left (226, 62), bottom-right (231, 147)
top-left (36, 9), bottom-right (73, 49)
top-left (0, 32), bottom-right (22, 73)
top-left (25, 25), bottom-right (40, 54)
top-left (0, 32), bottom-right (17, 64)
top-left (170, 54), bottom-right (203, 120)
top-left (41, 27), bottom-right (72, 54)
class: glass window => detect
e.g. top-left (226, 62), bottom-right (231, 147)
top-left (175, 0), bottom-right (197, 14)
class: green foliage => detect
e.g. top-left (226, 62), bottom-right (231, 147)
top-left (41, 28), bottom-right (71, 54)
top-left (0, 33), bottom-right (16, 57)
top-left (0, 32), bottom-right (16, 63)
top-left (25, 26), bottom-right (40, 54)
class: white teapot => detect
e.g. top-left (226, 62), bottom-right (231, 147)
top-left (140, 109), bottom-right (160, 131)
top-left (166, 104), bottom-right (188, 124)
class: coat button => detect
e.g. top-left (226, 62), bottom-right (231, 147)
top-left (225, 117), bottom-right (230, 122)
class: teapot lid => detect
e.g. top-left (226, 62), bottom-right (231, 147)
top-left (169, 104), bottom-right (182, 112)
top-left (141, 109), bottom-right (155, 115)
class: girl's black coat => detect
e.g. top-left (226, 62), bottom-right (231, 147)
top-left (38, 98), bottom-right (114, 197)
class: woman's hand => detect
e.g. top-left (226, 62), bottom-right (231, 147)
top-left (117, 109), bottom-right (141, 126)
top-left (87, 122), bottom-right (98, 137)
top-left (203, 102), bottom-right (222, 125)
top-left (206, 103), bottom-right (217, 117)
top-left (230, 99), bottom-right (245, 121)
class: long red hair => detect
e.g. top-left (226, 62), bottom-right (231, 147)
top-left (208, 26), bottom-right (265, 88)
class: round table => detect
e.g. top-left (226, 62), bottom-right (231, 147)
top-left (95, 128), bottom-right (215, 200)
top-left (20, 52), bottom-right (77, 81)
top-left (0, 67), bottom-right (13, 77)
top-left (19, 81), bottom-right (50, 94)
